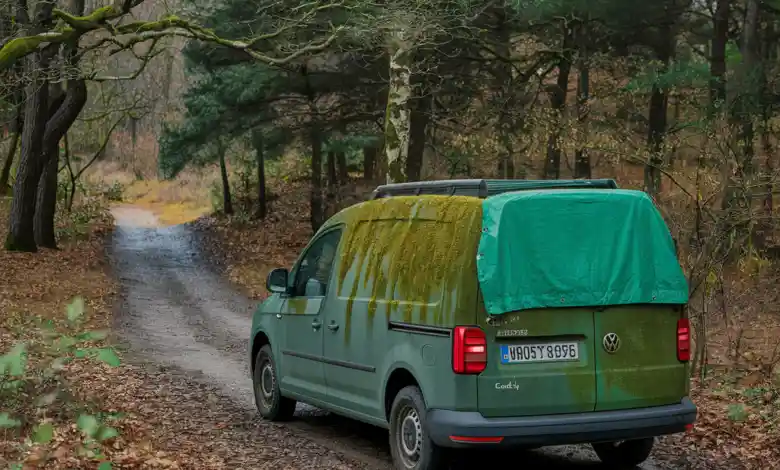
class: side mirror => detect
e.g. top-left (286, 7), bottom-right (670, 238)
top-left (266, 268), bottom-right (289, 294)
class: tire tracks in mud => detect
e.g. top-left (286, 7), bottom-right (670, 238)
top-left (107, 204), bottom-right (702, 470)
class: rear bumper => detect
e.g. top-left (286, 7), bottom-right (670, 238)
top-left (427, 398), bottom-right (697, 449)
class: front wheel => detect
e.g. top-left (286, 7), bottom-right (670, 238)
top-left (592, 438), bottom-right (654, 468)
top-left (388, 385), bottom-right (448, 470)
top-left (253, 345), bottom-right (296, 421)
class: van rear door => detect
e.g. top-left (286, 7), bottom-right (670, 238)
top-left (476, 305), bottom-right (597, 418)
top-left (594, 305), bottom-right (688, 411)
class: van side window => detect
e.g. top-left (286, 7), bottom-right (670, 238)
top-left (292, 229), bottom-right (342, 297)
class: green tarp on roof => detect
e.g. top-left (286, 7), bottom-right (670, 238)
top-left (477, 189), bottom-right (689, 315)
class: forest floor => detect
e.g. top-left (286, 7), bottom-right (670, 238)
top-left (2, 171), bottom-right (779, 469)
top-left (0, 194), bottom-right (372, 469)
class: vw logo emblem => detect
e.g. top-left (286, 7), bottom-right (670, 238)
top-left (603, 333), bottom-right (621, 354)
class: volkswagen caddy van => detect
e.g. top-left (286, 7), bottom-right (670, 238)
top-left (249, 179), bottom-right (697, 470)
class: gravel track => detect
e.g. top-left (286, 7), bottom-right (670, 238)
top-left (108, 204), bottom-right (700, 470)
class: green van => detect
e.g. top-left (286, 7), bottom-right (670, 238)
top-left (249, 179), bottom-right (697, 470)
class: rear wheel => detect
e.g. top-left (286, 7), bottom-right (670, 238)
top-left (389, 385), bottom-right (447, 470)
top-left (253, 345), bottom-right (296, 421)
top-left (592, 438), bottom-right (654, 468)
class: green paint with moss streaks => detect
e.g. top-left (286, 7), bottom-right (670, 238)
top-left (332, 196), bottom-right (482, 338)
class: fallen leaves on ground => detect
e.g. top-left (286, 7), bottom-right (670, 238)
top-left (0, 196), bottom-right (366, 469)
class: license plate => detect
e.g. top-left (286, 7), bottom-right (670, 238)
top-left (500, 342), bottom-right (579, 364)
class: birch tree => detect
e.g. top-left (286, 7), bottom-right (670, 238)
top-left (372, 1), bottom-right (485, 184)
top-left (384, 27), bottom-right (413, 184)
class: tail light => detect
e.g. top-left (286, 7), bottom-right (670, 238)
top-left (453, 326), bottom-right (487, 374)
top-left (677, 318), bottom-right (690, 362)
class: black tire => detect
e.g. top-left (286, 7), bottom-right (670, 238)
top-left (592, 438), bottom-right (655, 468)
top-left (253, 345), bottom-right (296, 421)
top-left (388, 385), bottom-right (448, 470)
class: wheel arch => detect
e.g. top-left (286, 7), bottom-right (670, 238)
top-left (383, 363), bottom-right (424, 420)
top-left (250, 330), bottom-right (271, 374)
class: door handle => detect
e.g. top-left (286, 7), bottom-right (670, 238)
top-left (276, 314), bottom-right (282, 319)
top-left (327, 322), bottom-right (340, 332)
top-left (311, 319), bottom-right (322, 330)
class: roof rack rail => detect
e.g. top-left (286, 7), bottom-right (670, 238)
top-left (370, 179), bottom-right (618, 200)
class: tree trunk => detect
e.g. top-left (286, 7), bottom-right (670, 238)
top-left (5, 0), bottom-right (56, 251)
top-left (325, 149), bottom-right (337, 217)
top-left (0, 108), bottom-right (20, 195)
top-left (251, 130), bottom-right (266, 220)
top-left (760, 22), bottom-right (775, 221)
top-left (336, 151), bottom-right (348, 184)
top-left (406, 86), bottom-right (431, 182)
top-left (309, 125), bottom-right (324, 231)
top-left (543, 24), bottom-right (574, 180)
top-left (406, 70), bottom-right (430, 182)
top-left (384, 32), bottom-right (413, 184)
top-left (218, 144), bottom-right (233, 215)
top-left (363, 146), bottom-right (376, 181)
top-left (709, 0), bottom-right (729, 112)
top-left (32, 0), bottom-right (87, 248)
top-left (492, 6), bottom-right (516, 179)
top-left (644, 85), bottom-right (668, 197)
top-left (734, 0), bottom-right (760, 173)
top-left (35, 95), bottom-right (87, 246)
top-left (327, 151), bottom-right (337, 187)
top-left (643, 18), bottom-right (674, 198)
top-left (301, 65), bottom-right (323, 231)
top-left (720, 0), bottom-right (760, 246)
top-left (573, 23), bottom-right (591, 180)
top-left (6, 59), bottom-right (51, 250)
top-left (34, 140), bottom-right (59, 248)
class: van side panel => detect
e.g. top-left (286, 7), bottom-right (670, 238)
top-left (325, 197), bottom-right (483, 417)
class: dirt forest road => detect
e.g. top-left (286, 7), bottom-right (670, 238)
top-left (108, 204), bottom-right (704, 470)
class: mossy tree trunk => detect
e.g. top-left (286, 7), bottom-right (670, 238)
top-left (34, 139), bottom-right (59, 247)
top-left (33, 0), bottom-right (87, 249)
top-left (383, 30), bottom-right (413, 184)
top-left (5, 0), bottom-right (56, 252)
top-left (0, 106), bottom-right (20, 195)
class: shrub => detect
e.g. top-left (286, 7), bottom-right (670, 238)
top-left (0, 298), bottom-right (122, 469)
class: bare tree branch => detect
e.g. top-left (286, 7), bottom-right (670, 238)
top-left (0, 2), bottom-right (346, 72)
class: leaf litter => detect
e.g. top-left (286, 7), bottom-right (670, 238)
top-left (0, 196), bottom-right (366, 469)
